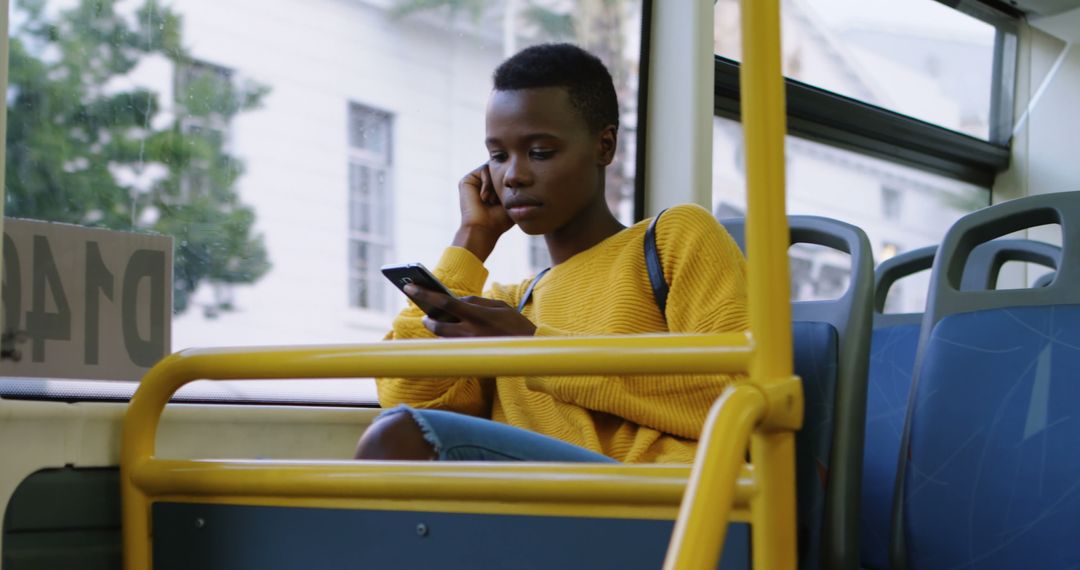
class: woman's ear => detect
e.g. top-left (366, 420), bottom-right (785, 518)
top-left (597, 125), bottom-right (618, 166)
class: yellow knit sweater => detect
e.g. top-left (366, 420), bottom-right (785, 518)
top-left (376, 204), bottom-right (749, 463)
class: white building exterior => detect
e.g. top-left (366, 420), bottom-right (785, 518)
top-left (158, 0), bottom-right (539, 350)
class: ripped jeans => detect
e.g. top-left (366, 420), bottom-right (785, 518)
top-left (377, 405), bottom-right (618, 463)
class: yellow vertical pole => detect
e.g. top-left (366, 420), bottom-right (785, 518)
top-left (743, 0), bottom-right (792, 379)
top-left (664, 0), bottom-right (798, 566)
top-left (741, 0), bottom-right (798, 568)
top-left (0, 3), bottom-right (10, 563)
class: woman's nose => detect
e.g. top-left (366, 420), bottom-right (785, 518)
top-left (503, 157), bottom-right (532, 188)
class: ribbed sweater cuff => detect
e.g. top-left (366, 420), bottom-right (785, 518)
top-left (434, 247), bottom-right (489, 296)
top-left (533, 324), bottom-right (569, 337)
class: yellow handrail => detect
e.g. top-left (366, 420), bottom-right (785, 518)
top-left (664, 385), bottom-right (767, 569)
top-left (121, 334), bottom-right (758, 569)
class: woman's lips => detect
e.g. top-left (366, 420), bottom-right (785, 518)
top-left (507, 204), bottom-right (541, 219)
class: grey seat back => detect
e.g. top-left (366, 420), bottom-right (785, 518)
top-left (891, 191), bottom-right (1080, 569)
top-left (862, 240), bottom-right (1060, 569)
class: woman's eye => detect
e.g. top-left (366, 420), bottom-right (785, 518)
top-left (488, 152), bottom-right (507, 163)
top-left (530, 149), bottom-right (554, 160)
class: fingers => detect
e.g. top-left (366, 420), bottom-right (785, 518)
top-left (479, 164), bottom-right (499, 205)
top-left (404, 285), bottom-right (475, 320)
top-left (459, 295), bottom-right (510, 309)
top-left (422, 316), bottom-right (470, 337)
top-left (460, 164), bottom-right (485, 194)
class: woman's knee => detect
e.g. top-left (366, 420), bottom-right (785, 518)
top-left (354, 410), bottom-right (437, 460)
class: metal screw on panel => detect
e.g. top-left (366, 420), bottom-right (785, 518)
top-left (195, 518), bottom-right (206, 529)
top-left (415, 523), bottom-right (429, 537)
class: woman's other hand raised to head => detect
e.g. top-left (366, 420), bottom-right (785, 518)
top-left (453, 163), bottom-right (514, 262)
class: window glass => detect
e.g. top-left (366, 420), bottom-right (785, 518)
top-left (4, 0), bottom-right (643, 400)
top-left (713, 116), bottom-right (986, 312)
top-left (714, 0), bottom-right (998, 139)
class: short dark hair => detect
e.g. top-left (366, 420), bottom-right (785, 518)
top-left (493, 43), bottom-right (619, 133)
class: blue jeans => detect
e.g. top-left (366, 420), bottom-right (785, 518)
top-left (378, 405), bottom-right (618, 463)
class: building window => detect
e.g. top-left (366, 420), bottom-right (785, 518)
top-left (528, 236), bottom-right (552, 273)
top-left (881, 186), bottom-right (903, 220)
top-left (788, 244), bottom-right (852, 302)
top-left (174, 60), bottom-right (233, 201)
top-left (880, 242), bottom-right (901, 263)
top-left (348, 104), bottom-right (393, 311)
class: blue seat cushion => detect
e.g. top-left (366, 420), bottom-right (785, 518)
top-left (791, 320), bottom-right (839, 570)
top-left (861, 323), bottom-right (921, 569)
top-left (904, 304), bottom-right (1080, 569)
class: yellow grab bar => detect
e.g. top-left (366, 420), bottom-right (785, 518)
top-left (122, 333), bottom-right (756, 569)
top-left (664, 385), bottom-right (767, 569)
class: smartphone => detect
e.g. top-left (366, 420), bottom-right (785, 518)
top-left (380, 262), bottom-right (459, 322)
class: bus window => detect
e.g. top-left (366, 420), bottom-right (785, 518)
top-left (3, 0), bottom-right (644, 402)
top-left (712, 116), bottom-right (987, 312)
top-left (714, 0), bottom-right (1003, 141)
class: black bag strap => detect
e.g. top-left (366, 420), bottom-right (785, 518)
top-left (516, 267), bottom-right (551, 312)
top-left (645, 209), bottom-right (669, 320)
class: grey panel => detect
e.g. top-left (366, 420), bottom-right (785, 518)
top-left (153, 502), bottom-right (750, 570)
top-left (2, 467), bottom-right (121, 570)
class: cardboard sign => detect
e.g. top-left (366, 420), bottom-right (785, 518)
top-left (1, 218), bottom-right (173, 381)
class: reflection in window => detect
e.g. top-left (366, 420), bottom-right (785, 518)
top-left (348, 105), bottom-right (393, 312)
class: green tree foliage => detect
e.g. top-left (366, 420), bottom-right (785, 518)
top-left (5, 0), bottom-right (271, 313)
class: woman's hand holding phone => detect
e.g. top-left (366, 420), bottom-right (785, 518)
top-left (403, 284), bottom-right (537, 338)
top-left (453, 163), bottom-right (514, 262)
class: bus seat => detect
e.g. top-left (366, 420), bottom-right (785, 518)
top-left (862, 240), bottom-right (1060, 569)
top-left (720, 216), bottom-right (873, 570)
top-left (959, 238), bottom-right (1061, 291)
top-left (891, 191), bottom-right (1080, 569)
top-left (861, 245), bottom-right (936, 570)
top-left (1033, 271), bottom-right (1056, 287)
